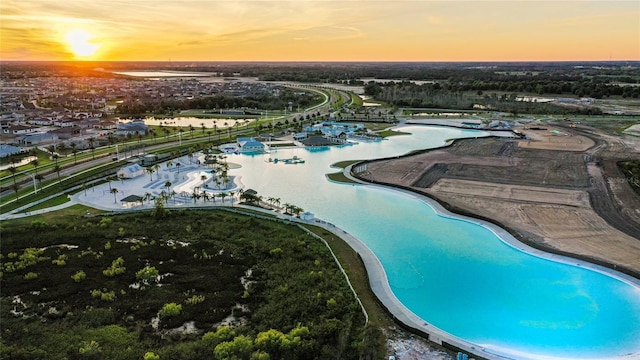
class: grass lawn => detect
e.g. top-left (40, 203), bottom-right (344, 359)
top-left (378, 129), bottom-right (411, 138)
top-left (331, 160), bottom-right (362, 169)
top-left (19, 194), bottom-right (71, 213)
top-left (326, 172), bottom-right (360, 184)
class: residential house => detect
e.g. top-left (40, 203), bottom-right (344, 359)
top-left (116, 121), bottom-right (149, 136)
top-left (15, 133), bottom-right (58, 146)
top-left (3, 125), bottom-right (38, 135)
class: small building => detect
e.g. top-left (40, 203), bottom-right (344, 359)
top-left (302, 135), bottom-right (333, 147)
top-left (293, 132), bottom-right (308, 141)
top-left (120, 194), bottom-right (144, 208)
top-left (116, 163), bottom-right (145, 179)
top-left (237, 137), bottom-right (265, 153)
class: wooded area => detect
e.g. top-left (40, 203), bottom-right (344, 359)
top-left (0, 210), bottom-right (382, 359)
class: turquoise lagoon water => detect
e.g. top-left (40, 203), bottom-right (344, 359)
top-left (227, 126), bottom-right (640, 359)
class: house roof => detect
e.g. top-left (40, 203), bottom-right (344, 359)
top-left (120, 194), bottom-right (143, 203)
top-left (302, 136), bottom-right (332, 146)
top-left (119, 163), bottom-right (144, 173)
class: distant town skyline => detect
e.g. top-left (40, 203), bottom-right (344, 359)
top-left (1, 0), bottom-right (638, 62)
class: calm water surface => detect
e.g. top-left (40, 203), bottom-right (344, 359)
top-left (228, 126), bottom-right (640, 360)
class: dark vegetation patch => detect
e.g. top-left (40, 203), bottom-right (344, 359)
top-left (0, 210), bottom-right (375, 359)
top-left (619, 160), bottom-right (640, 196)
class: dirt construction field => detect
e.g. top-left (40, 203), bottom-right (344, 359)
top-left (358, 124), bottom-right (640, 276)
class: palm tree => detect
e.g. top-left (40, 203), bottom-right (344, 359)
top-left (201, 192), bottom-right (210, 203)
top-left (206, 130), bottom-right (212, 143)
top-left (220, 192), bottom-right (228, 203)
top-left (88, 137), bottom-right (96, 159)
top-left (11, 183), bottom-right (20, 201)
top-left (201, 122), bottom-right (206, 134)
top-left (175, 162), bottom-right (181, 175)
top-left (274, 197), bottom-right (281, 208)
top-left (35, 174), bottom-right (44, 188)
top-left (146, 167), bottom-right (155, 181)
top-left (53, 165), bottom-right (62, 184)
top-left (164, 181), bottom-right (172, 194)
top-left (30, 158), bottom-right (39, 176)
top-left (69, 141), bottom-right (78, 164)
top-left (188, 148), bottom-right (194, 164)
top-left (283, 203), bottom-right (292, 214)
top-left (144, 192), bottom-right (152, 204)
top-left (150, 128), bottom-right (157, 143)
top-left (201, 174), bottom-right (208, 188)
top-left (191, 189), bottom-right (200, 204)
top-left (267, 197), bottom-right (275, 206)
top-left (110, 187), bottom-right (119, 204)
top-left (8, 166), bottom-right (18, 186)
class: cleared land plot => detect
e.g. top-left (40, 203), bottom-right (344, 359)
top-left (423, 190), bottom-right (640, 273)
top-left (429, 179), bottom-right (590, 207)
top-left (360, 135), bottom-right (640, 275)
top-left (518, 128), bottom-right (595, 151)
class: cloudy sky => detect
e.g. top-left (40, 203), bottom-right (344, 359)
top-left (1, 0), bottom-right (638, 61)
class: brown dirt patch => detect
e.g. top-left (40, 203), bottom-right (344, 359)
top-left (518, 127), bottom-right (595, 151)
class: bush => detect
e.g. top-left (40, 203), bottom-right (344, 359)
top-left (72, 270), bottom-right (87, 283)
top-left (159, 303), bottom-right (182, 318)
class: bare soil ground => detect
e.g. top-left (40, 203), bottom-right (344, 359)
top-left (359, 125), bottom-right (640, 276)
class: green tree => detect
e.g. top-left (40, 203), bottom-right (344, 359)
top-left (110, 187), bottom-right (119, 204)
top-left (214, 335), bottom-right (253, 360)
top-left (8, 165), bottom-right (18, 186)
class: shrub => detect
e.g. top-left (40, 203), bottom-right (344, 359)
top-left (186, 294), bottom-right (205, 305)
top-left (135, 266), bottom-right (159, 286)
top-left (143, 352), bottom-right (160, 360)
top-left (71, 270), bottom-right (87, 282)
top-left (103, 257), bottom-right (125, 277)
top-left (24, 272), bottom-right (38, 280)
top-left (159, 302), bottom-right (182, 318)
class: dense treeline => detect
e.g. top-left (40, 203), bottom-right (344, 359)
top-left (365, 81), bottom-right (605, 114)
top-left (0, 210), bottom-right (381, 359)
top-left (115, 89), bottom-right (321, 116)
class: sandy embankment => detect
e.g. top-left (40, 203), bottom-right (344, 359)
top-left (360, 127), bottom-right (640, 274)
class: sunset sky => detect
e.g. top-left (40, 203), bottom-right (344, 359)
top-left (1, 0), bottom-right (639, 62)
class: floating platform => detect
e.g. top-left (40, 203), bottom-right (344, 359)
top-left (267, 156), bottom-right (305, 164)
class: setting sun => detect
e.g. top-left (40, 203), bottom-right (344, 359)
top-left (65, 29), bottom-right (100, 58)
